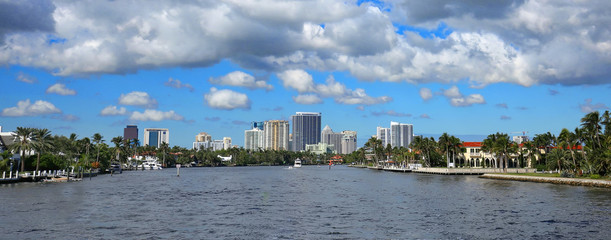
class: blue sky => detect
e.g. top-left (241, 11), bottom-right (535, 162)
top-left (1, 0), bottom-right (610, 148)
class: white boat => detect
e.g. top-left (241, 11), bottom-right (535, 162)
top-left (129, 156), bottom-right (163, 170)
top-left (294, 158), bottom-right (302, 168)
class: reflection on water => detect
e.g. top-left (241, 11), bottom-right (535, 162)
top-left (1, 166), bottom-right (610, 239)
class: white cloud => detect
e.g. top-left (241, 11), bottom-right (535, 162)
top-left (335, 88), bottom-right (392, 105)
top-left (277, 69), bottom-right (315, 93)
top-left (209, 71), bottom-right (273, 90)
top-left (118, 91), bottom-right (158, 108)
top-left (0, 1), bottom-right (609, 87)
top-left (419, 88), bottom-right (433, 101)
top-left (164, 77), bottom-right (194, 92)
top-left (100, 105), bottom-right (128, 116)
top-left (16, 72), bottom-right (37, 84)
top-left (579, 99), bottom-right (609, 113)
top-left (46, 83), bottom-right (76, 95)
top-left (129, 109), bottom-right (184, 122)
top-left (1, 99), bottom-right (61, 117)
top-left (51, 114), bottom-right (80, 122)
top-left (204, 87), bottom-right (251, 110)
top-left (442, 86), bottom-right (486, 107)
top-left (293, 94), bottom-right (323, 105)
top-left (371, 110), bottom-right (411, 117)
top-left (278, 70), bottom-right (390, 105)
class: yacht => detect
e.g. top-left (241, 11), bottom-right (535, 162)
top-left (294, 158), bottom-right (302, 168)
top-left (129, 156), bottom-right (163, 170)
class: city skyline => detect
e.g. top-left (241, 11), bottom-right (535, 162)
top-left (1, 1), bottom-right (610, 148)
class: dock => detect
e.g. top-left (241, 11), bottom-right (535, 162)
top-left (412, 167), bottom-right (536, 175)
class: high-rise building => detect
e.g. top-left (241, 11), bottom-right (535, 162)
top-left (376, 126), bottom-right (391, 147)
top-left (390, 121), bottom-right (413, 148)
top-left (124, 125), bottom-right (138, 141)
top-left (244, 128), bottom-right (264, 151)
top-left (144, 128), bottom-right (169, 148)
top-left (223, 137), bottom-right (232, 150)
top-left (251, 121), bottom-right (264, 130)
top-left (340, 130), bottom-right (357, 154)
top-left (321, 125), bottom-right (342, 153)
top-left (195, 132), bottom-right (212, 142)
top-left (291, 112), bottom-right (321, 151)
top-left (264, 120), bottom-right (289, 150)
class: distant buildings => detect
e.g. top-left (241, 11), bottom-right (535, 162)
top-left (390, 121), bottom-right (413, 148)
top-left (251, 121), bottom-right (264, 131)
top-left (321, 125), bottom-right (342, 153)
top-left (340, 130), bottom-right (357, 154)
top-left (263, 120), bottom-right (289, 151)
top-left (291, 112), bottom-right (321, 151)
top-left (377, 122), bottom-right (413, 148)
top-left (143, 128), bottom-right (169, 148)
top-left (193, 132), bottom-right (230, 151)
top-left (244, 127), bottom-right (264, 150)
top-left (123, 125), bottom-right (138, 142)
top-left (513, 135), bottom-right (529, 144)
top-left (305, 142), bottom-right (335, 155)
top-left (376, 126), bottom-right (391, 147)
top-left (195, 132), bottom-right (212, 142)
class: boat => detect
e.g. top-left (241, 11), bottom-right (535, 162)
top-left (129, 156), bottom-right (163, 170)
top-left (294, 158), bottom-right (302, 168)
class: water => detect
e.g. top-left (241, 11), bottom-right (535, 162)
top-left (1, 166), bottom-right (609, 239)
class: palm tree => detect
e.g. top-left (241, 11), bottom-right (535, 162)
top-left (558, 128), bottom-right (577, 172)
top-left (159, 142), bottom-right (170, 167)
top-left (111, 136), bottom-right (124, 164)
top-left (9, 127), bottom-right (34, 172)
top-left (438, 133), bottom-right (451, 167)
top-left (32, 128), bottom-right (53, 172)
top-left (581, 111), bottom-right (602, 149)
top-left (482, 132), bottom-right (512, 172)
top-left (92, 133), bottom-right (104, 169)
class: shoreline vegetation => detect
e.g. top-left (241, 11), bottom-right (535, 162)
top-left (1, 110), bottom-right (610, 187)
top-left (481, 173), bottom-right (611, 188)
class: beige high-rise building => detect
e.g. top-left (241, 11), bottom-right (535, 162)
top-left (223, 137), bottom-right (232, 150)
top-left (264, 120), bottom-right (289, 150)
top-left (195, 132), bottom-right (212, 142)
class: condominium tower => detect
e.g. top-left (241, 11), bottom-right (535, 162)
top-left (321, 125), bottom-right (342, 153)
top-left (390, 121), bottom-right (413, 148)
top-left (143, 128), bottom-right (169, 148)
top-left (244, 128), bottom-right (264, 151)
top-left (123, 125), bottom-right (138, 142)
top-left (340, 130), bottom-right (357, 154)
top-left (291, 112), bottom-right (321, 151)
top-left (264, 120), bottom-right (289, 151)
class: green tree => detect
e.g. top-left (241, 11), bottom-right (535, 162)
top-left (92, 133), bottom-right (104, 168)
top-left (32, 128), bottom-right (53, 172)
top-left (9, 127), bottom-right (34, 172)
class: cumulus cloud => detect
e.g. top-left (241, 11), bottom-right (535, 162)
top-left (0, 1), bottom-right (55, 44)
top-left (1, 99), bottom-right (61, 117)
top-left (279, 70), bottom-right (391, 105)
top-left (441, 86), bottom-right (485, 107)
top-left (371, 110), bottom-right (411, 117)
top-left (16, 72), bottom-right (37, 83)
top-left (0, 1), bottom-right (609, 88)
top-left (579, 99), bottom-right (609, 113)
top-left (164, 77), bottom-right (194, 92)
top-left (277, 69), bottom-right (315, 93)
top-left (419, 88), bottom-right (433, 101)
top-left (46, 83), bottom-right (77, 95)
top-left (209, 71), bottom-right (273, 90)
top-left (293, 94), bottom-right (323, 105)
top-left (100, 105), bottom-right (128, 116)
top-left (129, 109), bottom-right (184, 121)
top-left (204, 87), bottom-right (251, 110)
top-left (118, 91), bottom-right (158, 108)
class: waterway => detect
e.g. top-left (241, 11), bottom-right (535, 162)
top-left (1, 166), bottom-right (609, 239)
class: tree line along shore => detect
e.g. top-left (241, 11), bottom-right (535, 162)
top-left (1, 111), bottom-right (609, 180)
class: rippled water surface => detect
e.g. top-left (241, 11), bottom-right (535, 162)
top-left (1, 166), bottom-right (610, 239)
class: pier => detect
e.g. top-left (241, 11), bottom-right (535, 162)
top-left (0, 170), bottom-right (97, 184)
top-left (412, 167), bottom-right (536, 175)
